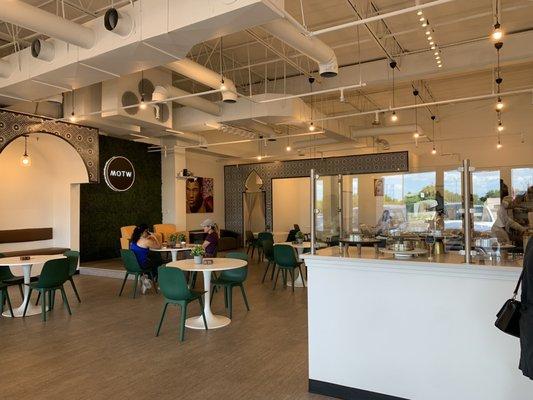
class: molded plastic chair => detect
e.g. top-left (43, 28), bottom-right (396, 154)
top-left (156, 266), bottom-right (207, 342)
top-left (256, 232), bottom-right (274, 261)
top-left (261, 239), bottom-right (276, 283)
top-left (23, 258), bottom-right (71, 321)
top-left (0, 252), bottom-right (25, 300)
top-left (245, 230), bottom-right (260, 258)
top-left (210, 252), bottom-right (250, 319)
top-left (0, 282), bottom-right (14, 317)
top-left (119, 249), bottom-right (158, 299)
top-left (36, 250), bottom-right (81, 306)
top-left (273, 245), bottom-right (306, 292)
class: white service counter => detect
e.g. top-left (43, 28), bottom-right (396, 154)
top-left (303, 247), bottom-right (532, 400)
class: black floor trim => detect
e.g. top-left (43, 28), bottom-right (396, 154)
top-left (309, 379), bottom-right (410, 400)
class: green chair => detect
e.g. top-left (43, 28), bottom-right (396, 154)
top-left (261, 239), bottom-right (276, 283)
top-left (210, 252), bottom-right (250, 319)
top-left (272, 244), bottom-right (306, 292)
top-left (36, 250), bottom-right (81, 306)
top-left (0, 252), bottom-right (24, 300)
top-left (23, 258), bottom-right (71, 321)
top-left (156, 265), bottom-right (207, 342)
top-left (119, 249), bottom-right (158, 299)
top-left (0, 282), bottom-right (14, 317)
top-left (256, 232), bottom-right (274, 261)
top-left (245, 230), bottom-right (260, 258)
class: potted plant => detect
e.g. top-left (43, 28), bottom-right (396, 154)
top-left (168, 233), bottom-right (178, 248)
top-left (191, 245), bottom-right (205, 264)
top-left (177, 233), bottom-right (187, 246)
top-left (295, 231), bottom-right (305, 244)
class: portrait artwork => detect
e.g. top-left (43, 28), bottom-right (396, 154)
top-left (186, 177), bottom-right (214, 213)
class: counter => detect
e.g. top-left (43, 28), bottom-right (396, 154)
top-left (303, 247), bottom-right (532, 400)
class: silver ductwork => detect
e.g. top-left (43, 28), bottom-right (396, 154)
top-left (261, 18), bottom-right (338, 77)
top-left (152, 85), bottom-right (221, 116)
top-left (0, 0), bottom-right (95, 49)
top-left (104, 8), bottom-right (134, 37)
top-left (166, 58), bottom-right (238, 103)
top-left (31, 39), bottom-right (55, 62)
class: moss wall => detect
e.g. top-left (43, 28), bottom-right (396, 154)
top-left (80, 135), bottom-right (161, 261)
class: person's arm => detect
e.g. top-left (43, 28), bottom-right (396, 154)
top-left (147, 233), bottom-right (162, 249)
top-left (202, 239), bottom-right (210, 250)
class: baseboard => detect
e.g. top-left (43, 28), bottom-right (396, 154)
top-left (309, 380), bottom-right (409, 400)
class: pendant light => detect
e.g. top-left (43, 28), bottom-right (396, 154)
top-left (219, 36), bottom-right (227, 91)
top-left (431, 115), bottom-right (437, 155)
top-left (413, 89), bottom-right (419, 141)
top-left (491, 1), bottom-right (504, 42)
top-left (139, 70), bottom-right (147, 110)
top-left (389, 60), bottom-right (398, 122)
top-left (20, 134), bottom-right (31, 167)
top-left (285, 127), bottom-right (291, 152)
top-left (69, 90), bottom-right (77, 122)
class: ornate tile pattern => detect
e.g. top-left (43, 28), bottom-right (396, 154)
top-left (0, 110), bottom-right (99, 183)
top-left (224, 151), bottom-right (409, 234)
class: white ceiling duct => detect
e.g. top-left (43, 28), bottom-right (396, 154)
top-left (167, 58), bottom-right (237, 103)
top-left (152, 85), bottom-right (221, 116)
top-left (261, 18), bottom-right (338, 77)
top-left (350, 124), bottom-right (424, 137)
top-left (0, 0), bottom-right (95, 49)
top-left (104, 8), bottom-right (134, 37)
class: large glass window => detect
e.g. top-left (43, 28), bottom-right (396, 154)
top-left (443, 170), bottom-right (462, 229)
top-left (512, 167), bottom-right (533, 196)
top-left (342, 176), bottom-right (358, 234)
top-left (472, 170), bottom-right (500, 232)
top-left (382, 172), bottom-right (436, 230)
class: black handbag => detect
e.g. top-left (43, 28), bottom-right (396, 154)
top-left (495, 269), bottom-right (524, 338)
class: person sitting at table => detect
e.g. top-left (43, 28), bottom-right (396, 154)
top-left (376, 209), bottom-right (394, 235)
top-left (130, 224), bottom-right (162, 292)
top-left (201, 219), bottom-right (219, 257)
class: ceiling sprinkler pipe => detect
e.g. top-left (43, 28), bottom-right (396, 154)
top-left (104, 8), bottom-right (134, 37)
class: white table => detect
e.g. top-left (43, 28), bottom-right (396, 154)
top-left (275, 242), bottom-right (327, 287)
top-left (167, 257), bottom-right (247, 329)
top-left (150, 245), bottom-right (193, 262)
top-left (0, 254), bottom-right (65, 317)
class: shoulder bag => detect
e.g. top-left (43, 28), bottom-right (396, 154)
top-left (495, 269), bottom-right (524, 338)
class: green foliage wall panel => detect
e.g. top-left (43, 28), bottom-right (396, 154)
top-left (80, 136), bottom-right (162, 261)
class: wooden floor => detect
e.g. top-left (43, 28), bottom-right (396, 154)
top-left (0, 251), bottom-right (330, 400)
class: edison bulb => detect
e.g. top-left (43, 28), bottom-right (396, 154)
top-left (391, 112), bottom-right (398, 122)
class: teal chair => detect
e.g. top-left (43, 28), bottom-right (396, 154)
top-left (272, 244), bottom-right (306, 292)
top-left (0, 282), bottom-right (14, 317)
top-left (0, 252), bottom-right (24, 300)
top-left (245, 230), bottom-right (260, 258)
top-left (210, 252), bottom-right (250, 319)
top-left (156, 266), bottom-right (207, 342)
top-left (23, 258), bottom-right (71, 321)
top-left (119, 249), bottom-right (158, 299)
top-left (36, 250), bottom-right (81, 306)
top-left (261, 239), bottom-right (276, 283)
top-left (257, 232), bottom-right (274, 261)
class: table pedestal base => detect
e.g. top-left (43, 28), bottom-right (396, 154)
top-left (2, 302), bottom-right (43, 318)
top-left (186, 313), bottom-right (230, 330)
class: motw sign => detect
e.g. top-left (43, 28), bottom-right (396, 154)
top-left (103, 156), bottom-right (135, 191)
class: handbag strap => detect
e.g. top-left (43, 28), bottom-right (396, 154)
top-left (512, 269), bottom-right (525, 298)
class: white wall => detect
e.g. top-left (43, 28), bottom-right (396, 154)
top-left (272, 177), bottom-right (311, 234)
top-left (0, 134), bottom-right (88, 252)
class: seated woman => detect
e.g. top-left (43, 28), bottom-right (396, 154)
top-left (201, 219), bottom-right (219, 257)
top-left (130, 224), bottom-right (162, 292)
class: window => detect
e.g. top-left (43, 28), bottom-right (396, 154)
top-left (511, 167), bottom-right (533, 196)
top-left (472, 170), bottom-right (500, 231)
top-left (341, 176), bottom-right (358, 233)
top-left (443, 170), bottom-right (462, 229)
top-left (382, 172), bottom-right (436, 229)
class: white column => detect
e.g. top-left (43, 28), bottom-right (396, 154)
top-left (161, 140), bottom-right (186, 230)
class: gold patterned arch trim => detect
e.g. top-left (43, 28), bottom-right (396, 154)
top-left (0, 110), bottom-right (99, 183)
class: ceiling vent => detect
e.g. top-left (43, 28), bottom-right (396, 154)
top-left (104, 8), bottom-right (134, 37)
top-left (31, 39), bottom-right (55, 62)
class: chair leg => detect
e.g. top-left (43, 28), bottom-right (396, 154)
top-left (210, 284), bottom-right (216, 306)
top-left (35, 291), bottom-right (41, 306)
top-left (198, 297), bottom-right (208, 330)
top-left (227, 286), bottom-right (233, 319)
top-left (149, 273), bottom-right (158, 294)
top-left (179, 303), bottom-right (188, 342)
top-left (239, 284), bottom-right (250, 311)
top-left (273, 268), bottom-right (280, 290)
top-left (132, 274), bottom-right (139, 299)
top-left (282, 270), bottom-right (287, 287)
top-left (224, 286), bottom-right (228, 309)
top-left (118, 273), bottom-right (129, 297)
top-left (251, 246), bottom-right (255, 259)
top-left (1, 288), bottom-right (14, 317)
top-left (23, 288), bottom-right (33, 317)
top-left (155, 302), bottom-right (169, 336)
top-left (299, 265), bottom-right (306, 288)
top-left (271, 263), bottom-right (276, 280)
top-left (261, 261), bottom-right (270, 283)
top-left (60, 286), bottom-right (72, 315)
top-left (69, 277), bottom-right (82, 303)
top-left (290, 269), bottom-right (295, 292)
top-left (0, 289), bottom-right (3, 315)
top-left (40, 290), bottom-right (47, 322)
top-left (6, 290), bottom-right (13, 317)
top-left (48, 290), bottom-right (53, 310)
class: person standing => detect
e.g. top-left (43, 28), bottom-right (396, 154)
top-left (519, 239), bottom-right (533, 380)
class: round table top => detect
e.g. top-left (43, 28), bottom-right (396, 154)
top-left (150, 245), bottom-right (193, 252)
top-left (0, 254), bottom-right (65, 267)
top-left (276, 241), bottom-right (327, 249)
top-left (166, 257), bottom-right (247, 272)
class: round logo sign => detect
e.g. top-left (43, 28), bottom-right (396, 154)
top-left (103, 156), bottom-right (135, 192)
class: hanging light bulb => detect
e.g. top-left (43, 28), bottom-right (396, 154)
top-left (495, 98), bottom-right (504, 110)
top-left (497, 139), bottom-right (502, 149)
top-left (497, 121), bottom-right (504, 132)
top-left (220, 78), bottom-right (227, 92)
top-left (417, 10), bottom-right (423, 16)
top-left (391, 111), bottom-right (398, 122)
top-left (413, 132), bottom-right (420, 139)
top-left (425, 30), bottom-right (431, 35)
top-left (286, 145), bottom-right (292, 152)
top-left (431, 145), bottom-right (437, 155)
top-left (419, 16), bottom-right (425, 22)
top-left (256, 155), bottom-right (262, 161)
top-left (69, 111), bottom-right (77, 123)
top-left (139, 95), bottom-right (147, 110)
top-left (427, 36), bottom-right (433, 41)
top-left (491, 23), bottom-right (503, 41)
top-left (309, 122), bottom-right (316, 131)
top-left (20, 135), bottom-right (31, 167)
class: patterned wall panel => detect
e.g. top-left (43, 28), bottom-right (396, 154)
top-left (224, 151), bottom-right (409, 235)
top-left (0, 110), bottom-right (99, 183)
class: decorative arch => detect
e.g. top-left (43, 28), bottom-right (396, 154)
top-left (0, 110), bottom-right (99, 183)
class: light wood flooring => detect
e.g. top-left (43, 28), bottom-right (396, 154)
top-left (0, 251), bottom-right (330, 400)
